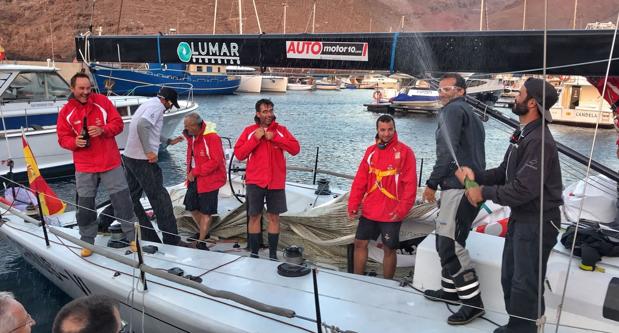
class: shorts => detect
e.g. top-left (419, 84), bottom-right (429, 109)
top-left (245, 184), bottom-right (287, 216)
top-left (183, 181), bottom-right (218, 215)
top-left (355, 216), bottom-right (402, 249)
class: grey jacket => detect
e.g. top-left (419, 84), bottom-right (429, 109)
top-left (478, 118), bottom-right (563, 222)
top-left (427, 97), bottom-right (486, 190)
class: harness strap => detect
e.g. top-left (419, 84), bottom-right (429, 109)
top-left (367, 167), bottom-right (399, 200)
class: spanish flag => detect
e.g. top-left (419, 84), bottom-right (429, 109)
top-left (22, 135), bottom-right (66, 216)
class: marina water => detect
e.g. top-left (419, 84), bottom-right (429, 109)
top-left (1, 89), bottom-right (618, 332)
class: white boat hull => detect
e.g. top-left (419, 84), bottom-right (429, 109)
top-left (236, 75), bottom-right (262, 93)
top-left (0, 99), bottom-right (197, 175)
top-left (286, 83), bottom-right (314, 91)
top-left (261, 76), bottom-right (287, 93)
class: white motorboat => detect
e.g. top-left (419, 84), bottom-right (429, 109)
top-left (261, 76), bottom-right (288, 93)
top-left (0, 65), bottom-right (197, 176)
top-left (225, 66), bottom-right (262, 93)
top-left (359, 74), bottom-right (399, 90)
top-left (550, 76), bottom-right (614, 127)
top-left (315, 77), bottom-right (341, 91)
top-left (287, 77), bottom-right (315, 91)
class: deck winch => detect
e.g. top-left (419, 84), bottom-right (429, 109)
top-left (277, 245), bottom-right (310, 277)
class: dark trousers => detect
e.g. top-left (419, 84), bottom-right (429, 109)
top-left (501, 218), bottom-right (558, 331)
top-left (122, 156), bottom-right (180, 245)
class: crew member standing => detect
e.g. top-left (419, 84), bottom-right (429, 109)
top-left (348, 114), bottom-right (417, 279)
top-left (234, 99), bottom-right (300, 260)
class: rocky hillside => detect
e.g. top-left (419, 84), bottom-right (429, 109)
top-left (0, 0), bottom-right (617, 61)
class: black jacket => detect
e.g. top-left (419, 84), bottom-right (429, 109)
top-left (426, 97), bottom-right (486, 190)
top-left (478, 118), bottom-right (563, 222)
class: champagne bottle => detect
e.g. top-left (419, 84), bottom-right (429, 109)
top-left (81, 116), bottom-right (90, 148)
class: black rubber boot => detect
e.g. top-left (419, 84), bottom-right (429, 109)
top-left (448, 269), bottom-right (485, 325)
top-left (447, 294), bottom-right (485, 325)
top-left (248, 233), bottom-right (261, 258)
top-left (423, 289), bottom-right (459, 305)
top-left (423, 267), bottom-right (459, 305)
top-left (268, 233), bottom-right (279, 260)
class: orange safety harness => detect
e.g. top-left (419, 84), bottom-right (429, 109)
top-left (365, 147), bottom-right (401, 201)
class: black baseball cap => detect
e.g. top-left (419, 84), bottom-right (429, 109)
top-left (523, 78), bottom-right (558, 122)
top-left (157, 87), bottom-right (180, 109)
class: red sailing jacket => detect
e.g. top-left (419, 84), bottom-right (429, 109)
top-left (56, 93), bottom-right (123, 173)
top-left (184, 122), bottom-right (227, 193)
top-left (348, 133), bottom-right (417, 222)
top-left (234, 121), bottom-right (300, 189)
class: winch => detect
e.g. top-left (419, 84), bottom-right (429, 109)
top-left (277, 245), bottom-right (310, 277)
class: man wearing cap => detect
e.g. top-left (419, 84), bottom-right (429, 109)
top-left (457, 78), bottom-right (563, 333)
top-left (121, 87), bottom-right (185, 245)
top-left (234, 99), bottom-right (300, 260)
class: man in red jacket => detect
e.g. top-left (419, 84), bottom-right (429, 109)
top-left (348, 114), bottom-right (417, 279)
top-left (182, 113), bottom-right (227, 250)
top-left (57, 73), bottom-right (137, 257)
top-left (234, 99), bottom-right (300, 260)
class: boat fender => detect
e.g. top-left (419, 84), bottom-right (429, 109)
top-left (373, 90), bottom-right (383, 102)
top-left (167, 267), bottom-right (185, 276)
top-left (142, 245), bottom-right (159, 254)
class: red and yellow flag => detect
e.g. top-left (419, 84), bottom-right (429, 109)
top-left (22, 135), bottom-right (66, 216)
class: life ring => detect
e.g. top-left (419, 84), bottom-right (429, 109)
top-left (372, 90), bottom-right (383, 101)
top-left (559, 75), bottom-right (571, 82)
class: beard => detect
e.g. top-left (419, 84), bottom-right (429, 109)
top-left (512, 101), bottom-right (529, 116)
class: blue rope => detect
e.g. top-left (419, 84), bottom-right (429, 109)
top-left (389, 32), bottom-right (400, 74)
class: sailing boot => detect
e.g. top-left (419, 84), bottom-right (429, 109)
top-left (248, 233), bottom-right (261, 258)
top-left (448, 269), bottom-right (485, 325)
top-left (268, 233), bottom-right (279, 260)
top-left (423, 267), bottom-right (459, 305)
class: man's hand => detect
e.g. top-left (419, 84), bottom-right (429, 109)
top-left (168, 135), bottom-right (184, 145)
top-left (146, 151), bottom-right (158, 163)
top-left (264, 131), bottom-right (274, 141)
top-left (423, 187), bottom-right (436, 203)
top-left (75, 135), bottom-right (87, 148)
top-left (455, 166), bottom-right (475, 186)
top-left (348, 210), bottom-right (359, 220)
top-left (254, 128), bottom-right (265, 140)
top-left (389, 211), bottom-right (401, 221)
top-left (465, 186), bottom-right (483, 207)
top-left (88, 125), bottom-right (104, 137)
top-left (187, 172), bottom-right (195, 182)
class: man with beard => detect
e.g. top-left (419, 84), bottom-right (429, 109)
top-left (422, 73), bottom-right (487, 325)
top-left (57, 73), bottom-right (137, 257)
top-left (348, 114), bottom-right (417, 279)
top-left (234, 99), bottom-right (300, 260)
top-left (457, 78), bottom-right (563, 333)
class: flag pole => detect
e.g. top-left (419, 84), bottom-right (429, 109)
top-left (35, 191), bottom-right (50, 247)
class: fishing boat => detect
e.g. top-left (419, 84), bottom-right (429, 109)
top-left (90, 63), bottom-right (241, 96)
top-left (0, 64), bottom-right (197, 177)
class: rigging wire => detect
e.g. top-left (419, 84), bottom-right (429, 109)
top-left (554, 12), bottom-right (619, 333)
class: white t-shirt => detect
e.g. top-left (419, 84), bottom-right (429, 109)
top-left (123, 97), bottom-right (165, 160)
